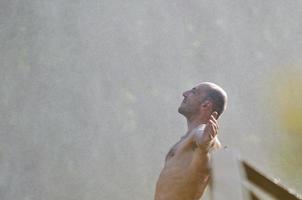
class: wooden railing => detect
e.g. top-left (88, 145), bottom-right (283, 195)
top-left (209, 150), bottom-right (302, 200)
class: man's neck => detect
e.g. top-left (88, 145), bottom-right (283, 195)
top-left (186, 115), bottom-right (208, 132)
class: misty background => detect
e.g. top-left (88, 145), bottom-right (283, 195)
top-left (1, 0), bottom-right (302, 199)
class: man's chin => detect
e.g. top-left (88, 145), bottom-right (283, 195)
top-left (178, 107), bottom-right (186, 115)
top-left (178, 107), bottom-right (195, 119)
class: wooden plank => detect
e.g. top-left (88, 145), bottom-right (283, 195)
top-left (242, 160), bottom-right (302, 200)
top-left (242, 181), bottom-right (275, 200)
top-left (249, 190), bottom-right (261, 200)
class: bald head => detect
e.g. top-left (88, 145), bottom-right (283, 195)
top-left (197, 82), bottom-right (227, 118)
top-left (179, 82), bottom-right (227, 120)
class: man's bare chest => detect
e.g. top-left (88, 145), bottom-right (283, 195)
top-left (165, 134), bottom-right (197, 161)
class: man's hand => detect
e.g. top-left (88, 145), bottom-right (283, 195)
top-left (203, 111), bottom-right (219, 141)
top-left (195, 112), bottom-right (219, 151)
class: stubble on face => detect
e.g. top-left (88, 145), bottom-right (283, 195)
top-left (178, 85), bottom-right (206, 118)
top-left (178, 99), bottom-right (201, 118)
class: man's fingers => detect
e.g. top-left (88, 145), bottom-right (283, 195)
top-left (207, 120), bottom-right (218, 139)
top-left (209, 119), bottom-right (218, 130)
top-left (210, 112), bottom-right (219, 130)
top-left (209, 125), bottom-right (214, 139)
top-left (210, 115), bottom-right (217, 122)
top-left (210, 116), bottom-right (218, 128)
top-left (211, 123), bottom-right (217, 137)
top-left (212, 111), bottom-right (218, 119)
top-left (209, 124), bottom-right (216, 139)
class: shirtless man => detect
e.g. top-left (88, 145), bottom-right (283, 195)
top-left (154, 82), bottom-right (227, 200)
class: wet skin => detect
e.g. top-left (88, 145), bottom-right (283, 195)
top-left (155, 84), bottom-right (223, 200)
top-left (154, 123), bottom-right (220, 200)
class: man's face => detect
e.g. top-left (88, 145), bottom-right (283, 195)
top-left (178, 85), bottom-right (207, 117)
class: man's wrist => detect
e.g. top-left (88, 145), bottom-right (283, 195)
top-left (196, 140), bottom-right (214, 153)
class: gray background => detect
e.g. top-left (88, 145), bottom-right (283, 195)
top-left (1, 0), bottom-right (302, 199)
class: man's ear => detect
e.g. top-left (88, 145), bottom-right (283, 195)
top-left (201, 100), bottom-right (213, 109)
top-left (200, 100), bottom-right (213, 115)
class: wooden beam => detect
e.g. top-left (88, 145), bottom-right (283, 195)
top-left (242, 160), bottom-right (302, 200)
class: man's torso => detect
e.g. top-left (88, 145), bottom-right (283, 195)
top-left (155, 129), bottom-right (217, 200)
